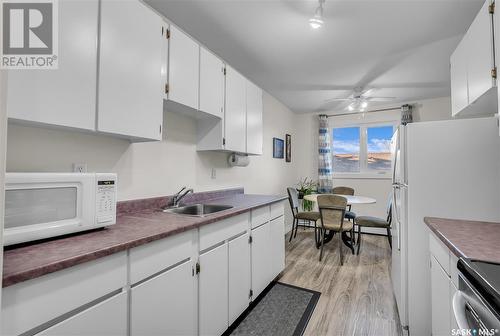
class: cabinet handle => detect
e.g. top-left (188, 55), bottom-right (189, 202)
top-left (195, 262), bottom-right (201, 274)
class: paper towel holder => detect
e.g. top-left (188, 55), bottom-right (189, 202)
top-left (228, 153), bottom-right (250, 167)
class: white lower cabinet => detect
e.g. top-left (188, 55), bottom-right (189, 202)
top-left (37, 292), bottom-right (127, 336)
top-left (251, 222), bottom-right (272, 299)
top-left (431, 256), bottom-right (451, 336)
top-left (2, 205), bottom-right (286, 336)
top-left (130, 260), bottom-right (195, 336)
top-left (270, 215), bottom-right (285, 278)
top-left (429, 232), bottom-right (460, 336)
top-left (228, 232), bottom-right (251, 325)
top-left (199, 243), bottom-right (229, 336)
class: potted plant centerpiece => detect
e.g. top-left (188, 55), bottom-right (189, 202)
top-left (296, 177), bottom-right (317, 211)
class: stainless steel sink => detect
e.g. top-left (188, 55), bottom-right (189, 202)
top-left (162, 204), bottom-right (233, 217)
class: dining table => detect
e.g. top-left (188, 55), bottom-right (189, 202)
top-left (303, 193), bottom-right (377, 251)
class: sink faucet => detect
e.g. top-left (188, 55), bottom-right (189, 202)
top-left (172, 187), bottom-right (194, 207)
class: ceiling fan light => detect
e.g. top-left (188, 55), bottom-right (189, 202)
top-left (309, 16), bottom-right (324, 29)
top-left (348, 105), bottom-right (354, 111)
top-left (361, 101), bottom-right (368, 109)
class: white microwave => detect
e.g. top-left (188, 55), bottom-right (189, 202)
top-left (4, 173), bottom-right (117, 246)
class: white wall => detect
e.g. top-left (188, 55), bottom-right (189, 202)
top-left (412, 96), bottom-right (452, 122)
top-left (6, 92), bottom-right (299, 229)
top-left (294, 96), bottom-right (453, 223)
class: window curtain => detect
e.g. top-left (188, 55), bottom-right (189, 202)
top-left (318, 114), bottom-right (333, 193)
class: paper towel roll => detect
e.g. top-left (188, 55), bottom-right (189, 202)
top-left (228, 153), bottom-right (250, 167)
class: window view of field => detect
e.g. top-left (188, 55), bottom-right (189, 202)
top-left (332, 126), bottom-right (393, 172)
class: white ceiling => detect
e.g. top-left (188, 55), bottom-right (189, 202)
top-left (146, 0), bottom-right (483, 114)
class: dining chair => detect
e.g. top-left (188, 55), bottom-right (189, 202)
top-left (354, 198), bottom-right (392, 255)
top-left (317, 195), bottom-right (353, 265)
top-left (332, 186), bottom-right (356, 222)
top-left (286, 187), bottom-right (321, 242)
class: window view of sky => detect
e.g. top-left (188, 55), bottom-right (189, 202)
top-left (332, 127), bottom-right (360, 154)
top-left (367, 126), bottom-right (393, 154)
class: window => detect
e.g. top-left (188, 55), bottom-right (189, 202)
top-left (332, 127), bottom-right (360, 173)
top-left (367, 126), bottom-right (393, 171)
top-left (332, 124), bottom-right (395, 176)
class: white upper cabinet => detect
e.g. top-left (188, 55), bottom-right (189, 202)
top-left (199, 47), bottom-right (225, 118)
top-left (167, 26), bottom-right (199, 111)
top-left (246, 81), bottom-right (263, 155)
top-left (7, 0), bottom-right (98, 130)
top-left (450, 37), bottom-right (469, 115)
top-left (225, 66), bottom-right (247, 153)
top-left (451, 0), bottom-right (497, 117)
top-left (467, 0), bottom-right (495, 104)
top-left (98, 0), bottom-right (165, 141)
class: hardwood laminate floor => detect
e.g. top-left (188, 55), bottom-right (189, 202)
top-left (279, 228), bottom-right (402, 336)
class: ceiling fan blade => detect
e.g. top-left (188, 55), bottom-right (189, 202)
top-left (365, 97), bottom-right (396, 102)
top-left (323, 98), bottom-right (351, 103)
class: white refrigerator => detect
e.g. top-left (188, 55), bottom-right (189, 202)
top-left (390, 117), bottom-right (500, 336)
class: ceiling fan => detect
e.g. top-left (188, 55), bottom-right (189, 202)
top-left (324, 88), bottom-right (396, 112)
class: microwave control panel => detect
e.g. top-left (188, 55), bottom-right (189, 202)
top-left (96, 178), bottom-right (117, 224)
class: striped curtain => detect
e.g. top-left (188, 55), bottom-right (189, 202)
top-left (318, 115), bottom-right (333, 193)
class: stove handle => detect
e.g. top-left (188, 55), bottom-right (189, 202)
top-left (453, 291), bottom-right (470, 330)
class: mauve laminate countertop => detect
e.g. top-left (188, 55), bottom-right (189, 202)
top-left (2, 193), bottom-right (287, 288)
top-left (424, 217), bottom-right (500, 263)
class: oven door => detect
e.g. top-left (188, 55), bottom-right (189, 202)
top-left (4, 173), bottom-right (96, 245)
top-left (453, 274), bottom-right (500, 334)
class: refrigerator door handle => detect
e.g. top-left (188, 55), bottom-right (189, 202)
top-left (392, 184), bottom-right (401, 251)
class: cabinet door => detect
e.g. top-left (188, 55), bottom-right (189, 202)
top-left (200, 47), bottom-right (224, 118)
top-left (168, 26), bottom-right (199, 110)
top-left (449, 281), bottom-right (459, 332)
top-left (199, 243), bottom-right (229, 336)
top-left (467, 0), bottom-right (495, 104)
top-left (98, 0), bottom-right (164, 140)
top-left (450, 38), bottom-right (469, 116)
top-left (7, 0), bottom-right (98, 130)
top-left (251, 222), bottom-right (272, 299)
top-left (270, 216), bottom-right (285, 278)
top-left (246, 81), bottom-right (263, 155)
top-left (131, 260), bottom-right (195, 336)
top-left (228, 232), bottom-right (251, 325)
top-left (37, 292), bottom-right (127, 336)
top-left (225, 66), bottom-right (247, 153)
top-left (430, 256), bottom-right (451, 336)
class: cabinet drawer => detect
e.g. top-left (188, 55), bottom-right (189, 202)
top-left (270, 201), bottom-right (285, 220)
top-left (251, 206), bottom-right (270, 229)
top-left (130, 230), bottom-right (193, 284)
top-left (2, 252), bottom-right (127, 336)
top-left (200, 213), bottom-right (249, 251)
top-left (429, 232), bottom-right (450, 275)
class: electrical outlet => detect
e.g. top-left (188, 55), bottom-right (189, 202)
top-left (211, 168), bottom-right (216, 179)
top-left (73, 163), bottom-right (87, 173)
